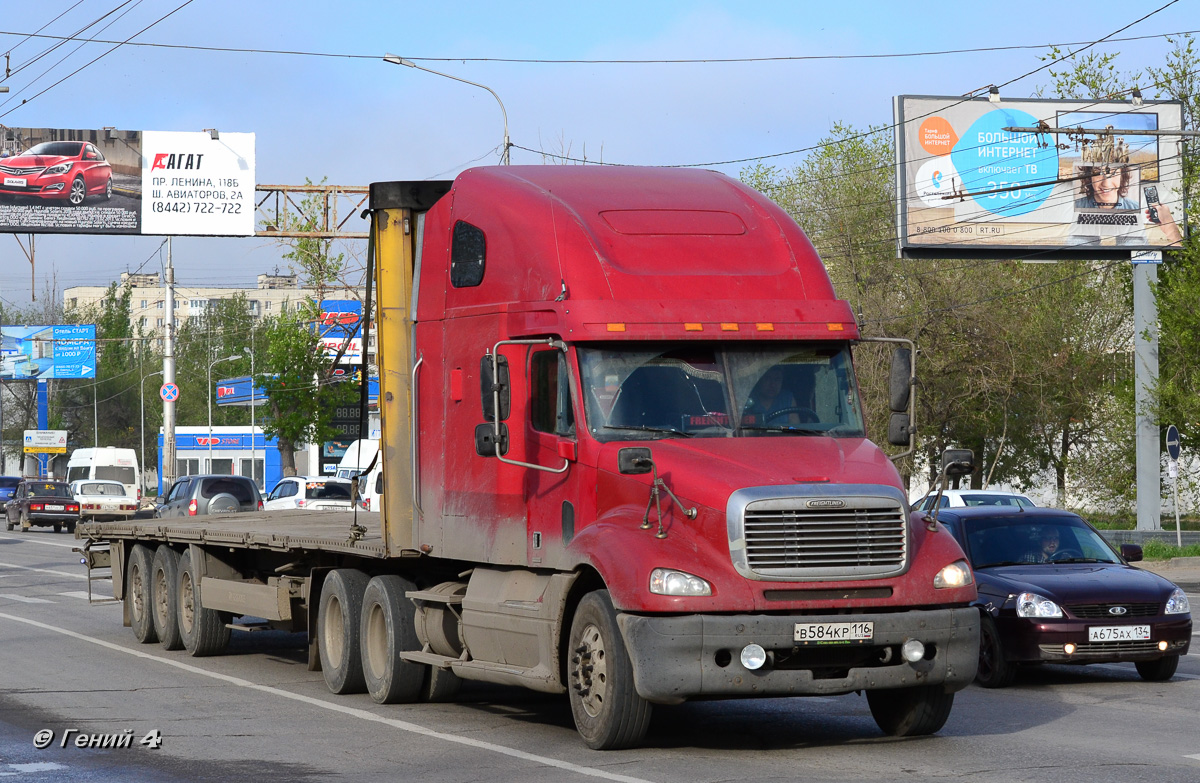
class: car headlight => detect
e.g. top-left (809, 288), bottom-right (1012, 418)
top-left (934, 559), bottom-right (973, 589)
top-left (1165, 587), bottom-right (1191, 615)
top-left (43, 162), bottom-right (73, 175)
top-left (1016, 591), bottom-right (1062, 618)
top-left (649, 567), bottom-right (712, 596)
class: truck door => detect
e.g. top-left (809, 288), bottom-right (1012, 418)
top-left (523, 346), bottom-right (582, 569)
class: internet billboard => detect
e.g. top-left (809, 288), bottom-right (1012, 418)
top-left (0, 127), bottom-right (254, 236)
top-left (894, 96), bottom-right (1185, 258)
top-left (1, 325), bottom-right (96, 380)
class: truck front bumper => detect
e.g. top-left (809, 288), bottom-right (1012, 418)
top-left (617, 607), bottom-right (979, 703)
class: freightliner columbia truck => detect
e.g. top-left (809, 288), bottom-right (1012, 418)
top-left (80, 166), bottom-right (979, 749)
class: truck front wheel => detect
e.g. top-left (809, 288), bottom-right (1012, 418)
top-left (318, 568), bottom-right (369, 694)
top-left (567, 590), bottom-right (652, 750)
top-left (127, 544), bottom-right (158, 644)
top-left (360, 574), bottom-right (424, 704)
top-left (866, 685), bottom-right (954, 736)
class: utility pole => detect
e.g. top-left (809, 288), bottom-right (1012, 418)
top-left (163, 237), bottom-right (177, 490)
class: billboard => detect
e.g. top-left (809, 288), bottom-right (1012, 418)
top-left (0, 127), bottom-right (254, 236)
top-left (23, 430), bottom-right (67, 454)
top-left (317, 299), bottom-right (364, 362)
top-left (1, 325), bottom-right (96, 379)
top-left (894, 96), bottom-right (1185, 257)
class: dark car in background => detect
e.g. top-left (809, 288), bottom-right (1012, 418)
top-left (5, 479), bottom-right (81, 533)
top-left (0, 476), bottom-right (20, 504)
top-left (0, 141), bottom-right (113, 205)
top-left (154, 474), bottom-right (262, 518)
top-left (935, 506), bottom-right (1191, 687)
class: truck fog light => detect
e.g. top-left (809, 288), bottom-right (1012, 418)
top-left (1158, 641), bottom-right (1169, 652)
top-left (901, 639), bottom-right (925, 663)
top-left (740, 644), bottom-right (767, 670)
top-left (1063, 643), bottom-right (1076, 655)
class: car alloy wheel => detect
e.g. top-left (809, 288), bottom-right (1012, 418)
top-left (69, 177), bottom-right (86, 206)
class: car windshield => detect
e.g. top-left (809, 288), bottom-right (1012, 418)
top-left (577, 342), bottom-right (865, 442)
top-left (80, 482), bottom-right (126, 496)
top-left (200, 478), bottom-right (257, 504)
top-left (27, 142), bottom-right (82, 157)
top-left (961, 516), bottom-right (1122, 568)
top-left (29, 483), bottom-right (71, 498)
top-left (960, 494), bottom-right (1034, 507)
top-left (96, 466), bottom-right (136, 485)
top-left (306, 482), bottom-right (351, 500)
top-left (0, 477), bottom-right (20, 489)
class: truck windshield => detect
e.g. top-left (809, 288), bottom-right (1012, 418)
top-left (578, 343), bottom-right (865, 442)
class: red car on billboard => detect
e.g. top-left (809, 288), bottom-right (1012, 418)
top-left (0, 141), bottom-right (113, 205)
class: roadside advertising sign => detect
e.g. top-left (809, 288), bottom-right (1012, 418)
top-left (1, 325), bottom-right (96, 379)
top-left (894, 97), bottom-right (1185, 258)
top-left (23, 429), bottom-right (67, 454)
top-left (317, 299), bottom-right (364, 362)
top-left (0, 127), bottom-right (254, 237)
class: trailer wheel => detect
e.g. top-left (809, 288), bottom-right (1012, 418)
top-left (567, 590), bottom-right (652, 750)
top-left (152, 546), bottom-right (183, 650)
top-left (866, 685), bottom-right (955, 737)
top-left (126, 544), bottom-right (158, 643)
top-left (318, 568), bottom-right (370, 694)
top-left (359, 574), bottom-right (424, 704)
top-left (177, 548), bottom-right (230, 656)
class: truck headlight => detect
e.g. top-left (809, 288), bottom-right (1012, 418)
top-left (1165, 587), bottom-right (1190, 615)
top-left (934, 559), bottom-right (973, 589)
top-left (649, 568), bottom-right (712, 596)
top-left (1016, 592), bottom-right (1062, 618)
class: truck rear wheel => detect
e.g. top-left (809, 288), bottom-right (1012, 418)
top-left (866, 685), bottom-right (954, 736)
top-left (318, 568), bottom-right (369, 694)
top-left (567, 590), bottom-right (652, 750)
top-left (177, 548), bottom-right (231, 656)
top-left (422, 665), bottom-right (463, 703)
top-left (152, 546), bottom-right (183, 650)
top-left (127, 544), bottom-right (158, 644)
top-left (360, 574), bottom-right (424, 704)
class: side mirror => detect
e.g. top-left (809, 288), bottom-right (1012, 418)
top-left (480, 354), bottom-right (510, 422)
top-left (942, 449), bottom-right (975, 478)
top-left (618, 447), bottom-right (653, 475)
top-left (475, 423), bottom-right (509, 457)
top-left (889, 347), bottom-right (912, 413)
top-left (1120, 543), bottom-right (1143, 563)
top-left (887, 413), bottom-right (911, 446)
top-left (154, 495), bottom-right (165, 505)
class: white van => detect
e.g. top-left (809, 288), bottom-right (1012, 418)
top-left (335, 439), bottom-right (381, 510)
top-left (66, 447), bottom-right (141, 502)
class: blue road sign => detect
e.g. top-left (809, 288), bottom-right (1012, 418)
top-left (160, 382), bottom-right (180, 402)
top-left (1166, 424), bottom-right (1181, 461)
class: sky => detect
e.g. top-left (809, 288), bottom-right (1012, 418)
top-left (0, 0), bottom-right (1196, 310)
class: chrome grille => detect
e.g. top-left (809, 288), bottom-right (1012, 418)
top-left (728, 484), bottom-right (909, 581)
top-left (1067, 603), bottom-right (1159, 619)
top-left (0, 164), bottom-right (44, 176)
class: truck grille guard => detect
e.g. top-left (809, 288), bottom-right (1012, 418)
top-left (727, 484), bottom-right (909, 581)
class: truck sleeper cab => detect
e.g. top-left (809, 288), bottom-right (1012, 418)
top-left (87, 166), bottom-right (978, 751)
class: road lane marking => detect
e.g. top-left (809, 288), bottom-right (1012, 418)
top-left (0, 612), bottom-right (659, 783)
top-left (0, 594), bottom-right (53, 603)
top-left (0, 534), bottom-right (86, 550)
top-left (58, 591), bottom-right (95, 600)
top-left (1184, 754), bottom-right (1200, 762)
top-left (0, 562), bottom-right (87, 579)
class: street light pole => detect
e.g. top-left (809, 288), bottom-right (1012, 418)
top-left (207, 354), bottom-right (242, 472)
top-left (141, 370), bottom-right (163, 499)
top-left (383, 54), bottom-right (510, 164)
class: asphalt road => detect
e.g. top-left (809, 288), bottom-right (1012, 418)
top-left (1, 529), bottom-right (1197, 783)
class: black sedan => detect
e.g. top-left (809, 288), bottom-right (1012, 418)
top-left (5, 479), bottom-right (81, 533)
top-left (934, 506), bottom-right (1191, 687)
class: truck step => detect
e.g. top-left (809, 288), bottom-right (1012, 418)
top-left (406, 589), bottom-right (464, 605)
top-left (399, 650), bottom-right (457, 668)
top-left (225, 620), bottom-right (272, 632)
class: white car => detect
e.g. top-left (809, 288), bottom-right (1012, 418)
top-left (263, 476), bottom-right (354, 511)
top-left (912, 489), bottom-right (1036, 512)
top-left (70, 479), bottom-right (139, 522)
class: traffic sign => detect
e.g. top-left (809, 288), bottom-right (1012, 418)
top-left (1166, 424), bottom-right (1181, 461)
top-left (160, 382), bottom-right (180, 402)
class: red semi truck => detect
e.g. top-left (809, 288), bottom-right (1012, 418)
top-left (81, 166), bottom-right (979, 749)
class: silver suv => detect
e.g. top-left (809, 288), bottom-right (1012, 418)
top-left (155, 474), bottom-right (262, 518)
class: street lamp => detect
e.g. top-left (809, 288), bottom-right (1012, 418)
top-left (383, 53), bottom-right (510, 164)
top-left (141, 370), bottom-right (163, 499)
top-left (207, 354), bottom-right (242, 472)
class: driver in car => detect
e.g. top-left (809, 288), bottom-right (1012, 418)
top-left (1022, 528), bottom-right (1060, 563)
top-left (742, 367), bottom-right (797, 425)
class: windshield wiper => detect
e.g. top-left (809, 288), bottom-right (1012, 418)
top-left (740, 426), bottom-right (826, 435)
top-left (1050, 558), bottom-right (1106, 564)
top-left (602, 425), bottom-right (694, 438)
top-left (976, 560), bottom-right (1028, 568)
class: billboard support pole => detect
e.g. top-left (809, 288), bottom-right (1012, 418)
top-left (1134, 260), bottom-right (1161, 531)
top-left (36, 380), bottom-right (48, 477)
top-left (163, 238), bottom-right (177, 491)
